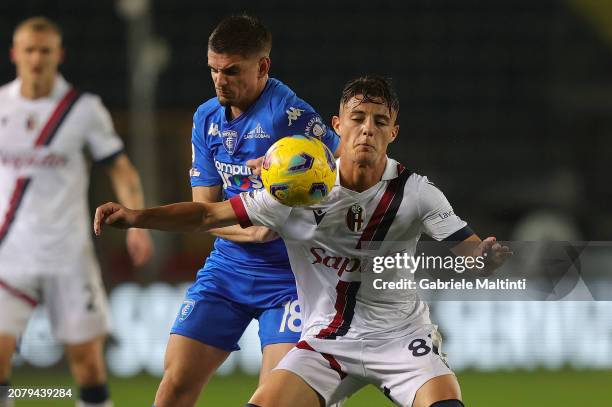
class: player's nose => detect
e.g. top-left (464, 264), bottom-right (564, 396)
top-left (361, 116), bottom-right (376, 136)
top-left (30, 50), bottom-right (44, 64)
top-left (215, 72), bottom-right (229, 87)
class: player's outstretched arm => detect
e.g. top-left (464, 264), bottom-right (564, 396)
top-left (93, 200), bottom-right (239, 236)
top-left (192, 185), bottom-right (278, 243)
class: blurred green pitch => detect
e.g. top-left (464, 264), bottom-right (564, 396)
top-left (10, 368), bottom-right (612, 406)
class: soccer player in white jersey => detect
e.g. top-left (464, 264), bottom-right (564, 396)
top-left (93, 76), bottom-right (511, 407)
top-left (0, 17), bottom-right (153, 407)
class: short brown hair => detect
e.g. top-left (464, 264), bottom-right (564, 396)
top-left (13, 16), bottom-right (62, 42)
top-left (208, 14), bottom-right (271, 57)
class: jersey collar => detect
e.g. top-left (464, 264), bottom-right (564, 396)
top-left (9, 74), bottom-right (70, 101)
top-left (334, 156), bottom-right (400, 186)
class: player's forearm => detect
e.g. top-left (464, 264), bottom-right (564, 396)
top-left (111, 169), bottom-right (145, 209)
top-left (209, 225), bottom-right (259, 242)
top-left (192, 186), bottom-right (258, 241)
top-left (108, 155), bottom-right (145, 209)
top-left (133, 202), bottom-right (211, 232)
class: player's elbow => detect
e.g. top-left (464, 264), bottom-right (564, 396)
top-left (197, 215), bottom-right (214, 232)
top-left (193, 201), bottom-right (238, 232)
top-left (196, 202), bottom-right (220, 232)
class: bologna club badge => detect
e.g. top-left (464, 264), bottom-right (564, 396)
top-left (26, 113), bottom-right (37, 131)
top-left (346, 204), bottom-right (365, 232)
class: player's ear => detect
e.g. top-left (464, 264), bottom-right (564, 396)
top-left (389, 124), bottom-right (399, 143)
top-left (9, 47), bottom-right (16, 64)
top-left (258, 56), bottom-right (270, 78)
top-left (332, 115), bottom-right (341, 135)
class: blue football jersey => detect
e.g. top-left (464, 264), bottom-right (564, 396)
top-left (190, 78), bottom-right (340, 278)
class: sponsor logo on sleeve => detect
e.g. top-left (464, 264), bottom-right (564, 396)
top-left (208, 123), bottom-right (219, 136)
top-left (286, 107), bottom-right (305, 126)
top-left (304, 116), bottom-right (327, 139)
top-left (438, 210), bottom-right (455, 220)
top-left (312, 123), bottom-right (326, 138)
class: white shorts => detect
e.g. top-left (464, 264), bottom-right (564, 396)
top-left (0, 257), bottom-right (111, 344)
top-left (275, 325), bottom-right (454, 407)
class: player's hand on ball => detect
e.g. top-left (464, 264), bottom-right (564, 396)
top-left (126, 228), bottom-right (154, 266)
top-left (477, 237), bottom-right (513, 270)
top-left (94, 202), bottom-right (138, 235)
top-left (246, 156), bottom-right (264, 176)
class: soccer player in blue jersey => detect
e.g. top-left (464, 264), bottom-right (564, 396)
top-left (152, 15), bottom-right (340, 407)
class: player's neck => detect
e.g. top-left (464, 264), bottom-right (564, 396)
top-left (339, 156), bottom-right (387, 193)
top-left (20, 77), bottom-right (55, 100)
top-left (227, 76), bottom-right (268, 120)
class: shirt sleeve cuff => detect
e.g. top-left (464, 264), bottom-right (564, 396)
top-left (95, 148), bottom-right (124, 165)
top-left (442, 225), bottom-right (474, 247)
top-left (229, 195), bottom-right (253, 228)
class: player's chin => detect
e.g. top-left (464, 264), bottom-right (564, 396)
top-left (352, 151), bottom-right (377, 165)
top-left (217, 95), bottom-right (232, 106)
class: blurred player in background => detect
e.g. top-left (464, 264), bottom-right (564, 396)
top-left (151, 14), bottom-right (340, 407)
top-left (94, 76), bottom-right (511, 407)
top-left (0, 17), bottom-right (153, 407)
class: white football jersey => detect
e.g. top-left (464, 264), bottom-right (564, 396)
top-left (231, 158), bottom-right (471, 340)
top-left (0, 76), bottom-right (123, 275)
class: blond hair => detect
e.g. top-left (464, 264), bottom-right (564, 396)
top-left (13, 16), bottom-right (62, 42)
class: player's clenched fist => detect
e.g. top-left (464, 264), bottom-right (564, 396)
top-left (94, 202), bottom-right (138, 235)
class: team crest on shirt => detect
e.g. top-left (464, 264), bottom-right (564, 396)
top-left (26, 113), bottom-right (37, 131)
top-left (346, 204), bottom-right (365, 232)
top-left (178, 299), bottom-right (196, 322)
top-left (221, 130), bottom-right (238, 155)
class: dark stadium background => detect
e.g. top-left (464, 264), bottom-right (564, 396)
top-left (1, 1), bottom-right (611, 406)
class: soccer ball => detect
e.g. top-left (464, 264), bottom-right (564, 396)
top-left (261, 135), bottom-right (337, 207)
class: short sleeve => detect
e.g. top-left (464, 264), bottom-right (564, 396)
top-left (418, 177), bottom-right (472, 242)
top-left (84, 96), bottom-right (124, 162)
top-left (229, 189), bottom-right (292, 231)
top-left (274, 94), bottom-right (340, 153)
top-left (190, 110), bottom-right (222, 187)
